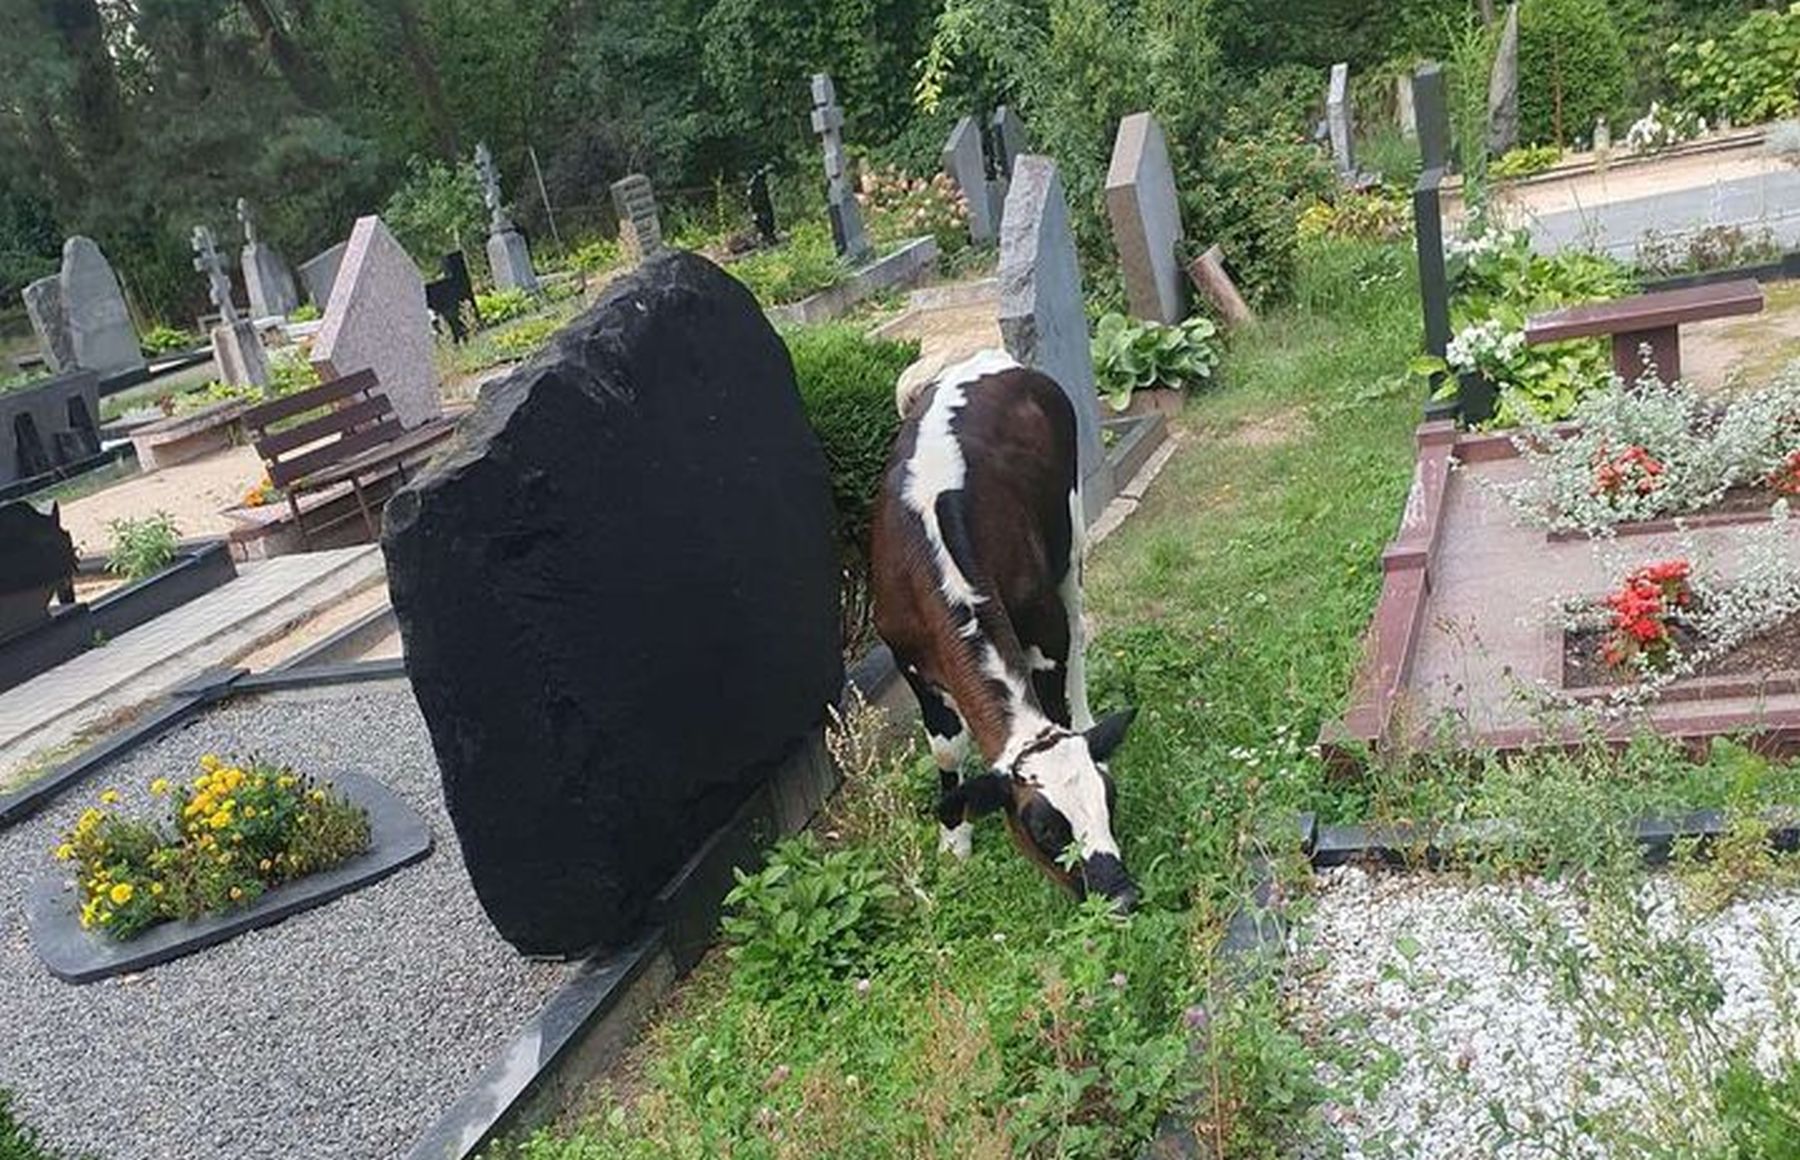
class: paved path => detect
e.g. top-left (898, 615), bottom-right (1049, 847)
top-left (1519, 169), bottom-right (1800, 259)
top-left (0, 546), bottom-right (384, 769)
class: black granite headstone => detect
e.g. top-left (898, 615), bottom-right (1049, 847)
top-left (1414, 64), bottom-right (1450, 174)
top-left (382, 251), bottom-right (843, 957)
top-left (0, 501), bottom-right (77, 643)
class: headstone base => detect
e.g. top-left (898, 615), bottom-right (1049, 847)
top-left (487, 230), bottom-right (539, 294)
top-left (212, 320), bottom-right (270, 388)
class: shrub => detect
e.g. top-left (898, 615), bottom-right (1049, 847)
top-left (1091, 313), bottom-right (1220, 411)
top-left (383, 155), bottom-right (486, 266)
top-left (475, 287), bottom-right (534, 326)
top-left (1492, 143), bottom-right (1563, 179)
top-left (1636, 223), bottom-right (1780, 278)
top-left (858, 165), bottom-right (971, 259)
top-left (725, 220), bottom-right (846, 306)
top-left (786, 324), bottom-right (918, 651)
top-left (288, 302), bottom-right (321, 323)
top-left (720, 835), bottom-right (898, 1008)
top-left (139, 324), bottom-right (197, 355)
top-left (56, 756), bottom-right (371, 941)
top-left (268, 347), bottom-right (320, 397)
top-left (1669, 4), bottom-right (1800, 127)
top-left (1295, 188), bottom-right (1411, 243)
top-left (565, 238), bottom-right (621, 274)
top-left (105, 512), bottom-right (180, 582)
top-left (1183, 124), bottom-right (1336, 307)
top-left (489, 317), bottom-right (561, 361)
top-left (1518, 0), bottom-right (1631, 147)
top-left (1624, 101), bottom-right (1706, 154)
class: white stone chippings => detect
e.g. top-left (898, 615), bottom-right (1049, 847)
top-left (1292, 867), bottom-right (1800, 1160)
top-left (0, 686), bottom-right (571, 1160)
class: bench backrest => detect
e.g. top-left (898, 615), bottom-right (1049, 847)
top-left (242, 368), bottom-right (405, 489)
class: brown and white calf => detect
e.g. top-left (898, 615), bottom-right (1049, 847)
top-left (872, 350), bottom-right (1139, 912)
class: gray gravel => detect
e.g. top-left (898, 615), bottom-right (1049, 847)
top-left (1290, 866), bottom-right (1800, 1159)
top-left (0, 683), bottom-right (572, 1160)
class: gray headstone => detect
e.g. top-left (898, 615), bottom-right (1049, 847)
top-left (1327, 63), bottom-right (1355, 176)
top-left (997, 156), bottom-right (1108, 520)
top-left (299, 242), bottom-right (347, 308)
top-left (611, 174), bottom-right (665, 264)
top-left (311, 215), bottom-right (441, 429)
top-left (1397, 74), bottom-right (1417, 140)
top-left (22, 276), bottom-right (71, 373)
top-left (60, 237), bottom-right (143, 377)
top-left (1414, 64), bottom-right (1451, 172)
top-left (942, 116), bottom-right (995, 244)
top-left (237, 198), bottom-right (299, 318)
top-left (810, 73), bottom-right (871, 264)
top-left (990, 106), bottom-right (1029, 178)
top-left (1105, 112), bottom-right (1186, 325)
top-left (212, 318), bottom-right (270, 388)
top-left (1487, 3), bottom-right (1521, 157)
top-left (487, 229), bottom-right (539, 294)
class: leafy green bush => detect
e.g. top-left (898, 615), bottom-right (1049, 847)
top-left (1492, 143), bottom-right (1563, 179)
top-left (565, 238), bottom-right (621, 274)
top-left (786, 323), bottom-right (918, 650)
top-left (725, 220), bottom-right (846, 306)
top-left (267, 347), bottom-right (320, 397)
top-left (1669, 4), bottom-right (1800, 126)
top-left (1092, 313), bottom-right (1220, 411)
top-left (383, 155), bottom-right (486, 267)
top-left (1182, 123), bottom-right (1336, 308)
top-left (475, 287), bottom-right (534, 325)
top-left (1518, 0), bottom-right (1631, 146)
top-left (288, 302), bottom-right (321, 323)
top-left (489, 317), bottom-right (561, 361)
top-left (1295, 188), bottom-right (1411, 244)
top-left (720, 836), bottom-right (898, 1008)
top-left (105, 512), bottom-right (180, 582)
top-left (139, 324), bottom-right (197, 355)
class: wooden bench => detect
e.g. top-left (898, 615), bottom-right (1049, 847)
top-left (1523, 278), bottom-right (1763, 383)
top-left (240, 369), bottom-right (454, 546)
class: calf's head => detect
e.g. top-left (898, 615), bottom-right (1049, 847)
top-left (947, 708), bottom-right (1139, 912)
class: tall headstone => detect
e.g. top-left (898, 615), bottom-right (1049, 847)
top-left (1327, 63), bottom-right (1355, 177)
top-left (810, 74), bottom-right (871, 264)
top-left (942, 116), bottom-right (996, 244)
top-left (1105, 112), bottom-right (1186, 325)
top-left (382, 251), bottom-right (842, 956)
top-left (990, 106), bottom-right (1029, 179)
top-left (237, 198), bottom-right (300, 319)
top-left (998, 156), bottom-right (1108, 521)
top-left (299, 241), bottom-right (347, 308)
top-left (311, 215), bottom-right (441, 429)
top-left (476, 142), bottom-right (540, 294)
top-left (22, 276), bottom-right (72, 373)
top-left (1396, 74), bottom-right (1418, 140)
top-left (1487, 3), bottom-right (1521, 157)
top-left (59, 237), bottom-right (143, 377)
top-left (194, 225), bottom-right (269, 388)
top-left (610, 174), bottom-right (665, 264)
top-left (1414, 64), bottom-right (1451, 173)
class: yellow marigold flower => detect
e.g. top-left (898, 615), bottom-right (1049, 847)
top-left (99, 789), bottom-right (118, 805)
top-left (276, 775), bottom-right (295, 790)
top-left (108, 882), bottom-right (134, 905)
top-left (242, 805), bottom-right (256, 820)
top-left (309, 789), bottom-right (326, 802)
top-left (258, 859), bottom-right (272, 872)
top-left (150, 882), bottom-right (165, 896)
top-left (229, 886), bottom-right (243, 901)
top-left (149, 778), bottom-right (171, 796)
top-left (54, 843), bottom-right (74, 861)
top-left (208, 811), bottom-right (232, 830)
top-left (200, 754), bottom-right (221, 772)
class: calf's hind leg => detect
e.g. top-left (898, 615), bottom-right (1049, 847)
top-left (902, 669), bottom-right (974, 858)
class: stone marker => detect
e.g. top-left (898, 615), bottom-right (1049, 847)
top-left (237, 198), bottom-right (300, 319)
top-left (990, 105), bottom-right (1028, 178)
top-left (194, 224), bottom-right (269, 388)
top-left (610, 174), bottom-right (665, 264)
top-left (382, 251), bottom-right (842, 957)
top-left (1397, 74), bottom-right (1418, 140)
top-left (476, 143), bottom-right (540, 294)
top-left (60, 237), bottom-right (143, 377)
top-left (22, 276), bottom-right (72, 373)
top-left (1187, 244), bottom-right (1254, 328)
top-left (1487, 3), bottom-right (1520, 157)
top-left (1106, 112), bottom-right (1186, 325)
top-left (299, 241), bottom-right (347, 308)
top-left (942, 116), bottom-right (996, 244)
top-left (1327, 63), bottom-right (1355, 177)
top-left (0, 371), bottom-right (100, 487)
top-left (1414, 63), bottom-right (1451, 173)
top-left (998, 155), bottom-right (1108, 520)
top-left (312, 215), bottom-right (441, 429)
top-left (810, 73), bottom-right (871, 263)
top-left (0, 501), bottom-right (77, 644)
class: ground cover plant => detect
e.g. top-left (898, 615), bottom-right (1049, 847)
top-left (103, 512), bottom-right (179, 582)
top-left (54, 755), bottom-right (370, 940)
top-left (1091, 313), bottom-right (1220, 411)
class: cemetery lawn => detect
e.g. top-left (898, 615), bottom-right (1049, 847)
top-left (497, 238), bottom-right (1800, 1159)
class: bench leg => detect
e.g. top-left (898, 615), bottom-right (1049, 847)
top-left (287, 493), bottom-right (310, 548)
top-left (1613, 327), bottom-right (1680, 386)
top-left (349, 479), bottom-right (377, 542)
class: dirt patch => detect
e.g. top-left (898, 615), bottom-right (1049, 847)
top-left (1564, 611), bottom-right (1800, 688)
top-left (57, 446), bottom-right (266, 556)
top-left (875, 298), bottom-right (1003, 369)
top-left (1682, 280), bottom-right (1800, 392)
top-left (1225, 406), bottom-right (1311, 448)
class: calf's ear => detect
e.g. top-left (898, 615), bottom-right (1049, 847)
top-left (941, 772), bottom-right (1011, 821)
top-left (1084, 707), bottom-right (1136, 763)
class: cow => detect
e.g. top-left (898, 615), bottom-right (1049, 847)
top-left (872, 349), bottom-right (1139, 913)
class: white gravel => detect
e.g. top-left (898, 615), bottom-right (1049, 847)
top-left (1290, 865), bottom-right (1800, 1159)
top-left (0, 683), bottom-right (572, 1160)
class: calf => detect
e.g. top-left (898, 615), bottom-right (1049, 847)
top-left (872, 350), bottom-right (1139, 912)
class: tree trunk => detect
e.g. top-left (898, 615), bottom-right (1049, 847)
top-left (389, 0), bottom-right (459, 157)
top-left (40, 0), bottom-right (124, 162)
top-left (1479, 0), bottom-right (1496, 24)
top-left (239, 0), bottom-right (329, 108)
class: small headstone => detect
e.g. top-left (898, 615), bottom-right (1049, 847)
top-left (426, 251), bottom-right (479, 341)
top-left (1414, 64), bottom-right (1451, 173)
top-left (237, 198), bottom-right (300, 319)
top-left (0, 501), bottom-right (77, 644)
top-left (311, 215), bottom-right (441, 429)
top-left (59, 237), bottom-right (143, 377)
top-left (22, 276), bottom-right (72, 373)
top-left (1396, 74), bottom-right (1418, 140)
top-left (475, 143), bottom-right (540, 294)
top-left (810, 73), bottom-right (871, 263)
top-left (1105, 112), bottom-right (1186, 325)
top-left (382, 251), bottom-right (842, 956)
top-left (942, 116), bottom-right (996, 244)
top-left (610, 174), bottom-right (665, 265)
top-left (998, 155), bottom-right (1108, 520)
top-left (299, 241), bottom-right (347, 308)
top-left (1327, 63), bottom-right (1355, 177)
top-left (1186, 244), bottom-right (1254, 328)
top-left (746, 166), bottom-right (778, 247)
top-left (990, 106), bottom-right (1029, 179)
top-left (195, 224), bottom-right (269, 388)
top-left (1487, 3), bottom-right (1521, 157)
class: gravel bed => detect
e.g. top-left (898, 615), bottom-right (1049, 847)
top-left (0, 683), bottom-right (572, 1160)
top-left (1290, 865), bottom-right (1800, 1159)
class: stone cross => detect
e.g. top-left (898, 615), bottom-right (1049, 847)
top-left (192, 225), bottom-right (238, 324)
top-left (809, 73), bottom-right (870, 263)
top-left (474, 142), bottom-right (510, 232)
top-left (236, 197), bottom-right (259, 246)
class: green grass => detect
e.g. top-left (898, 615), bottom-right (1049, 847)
top-left (494, 236), bottom-right (1800, 1160)
top-left (0, 1090), bottom-right (73, 1160)
top-left (438, 298), bottom-right (586, 380)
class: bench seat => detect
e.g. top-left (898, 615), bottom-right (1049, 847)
top-left (1523, 278), bottom-right (1763, 383)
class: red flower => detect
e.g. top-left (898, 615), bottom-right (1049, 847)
top-left (1598, 558), bottom-right (1691, 672)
